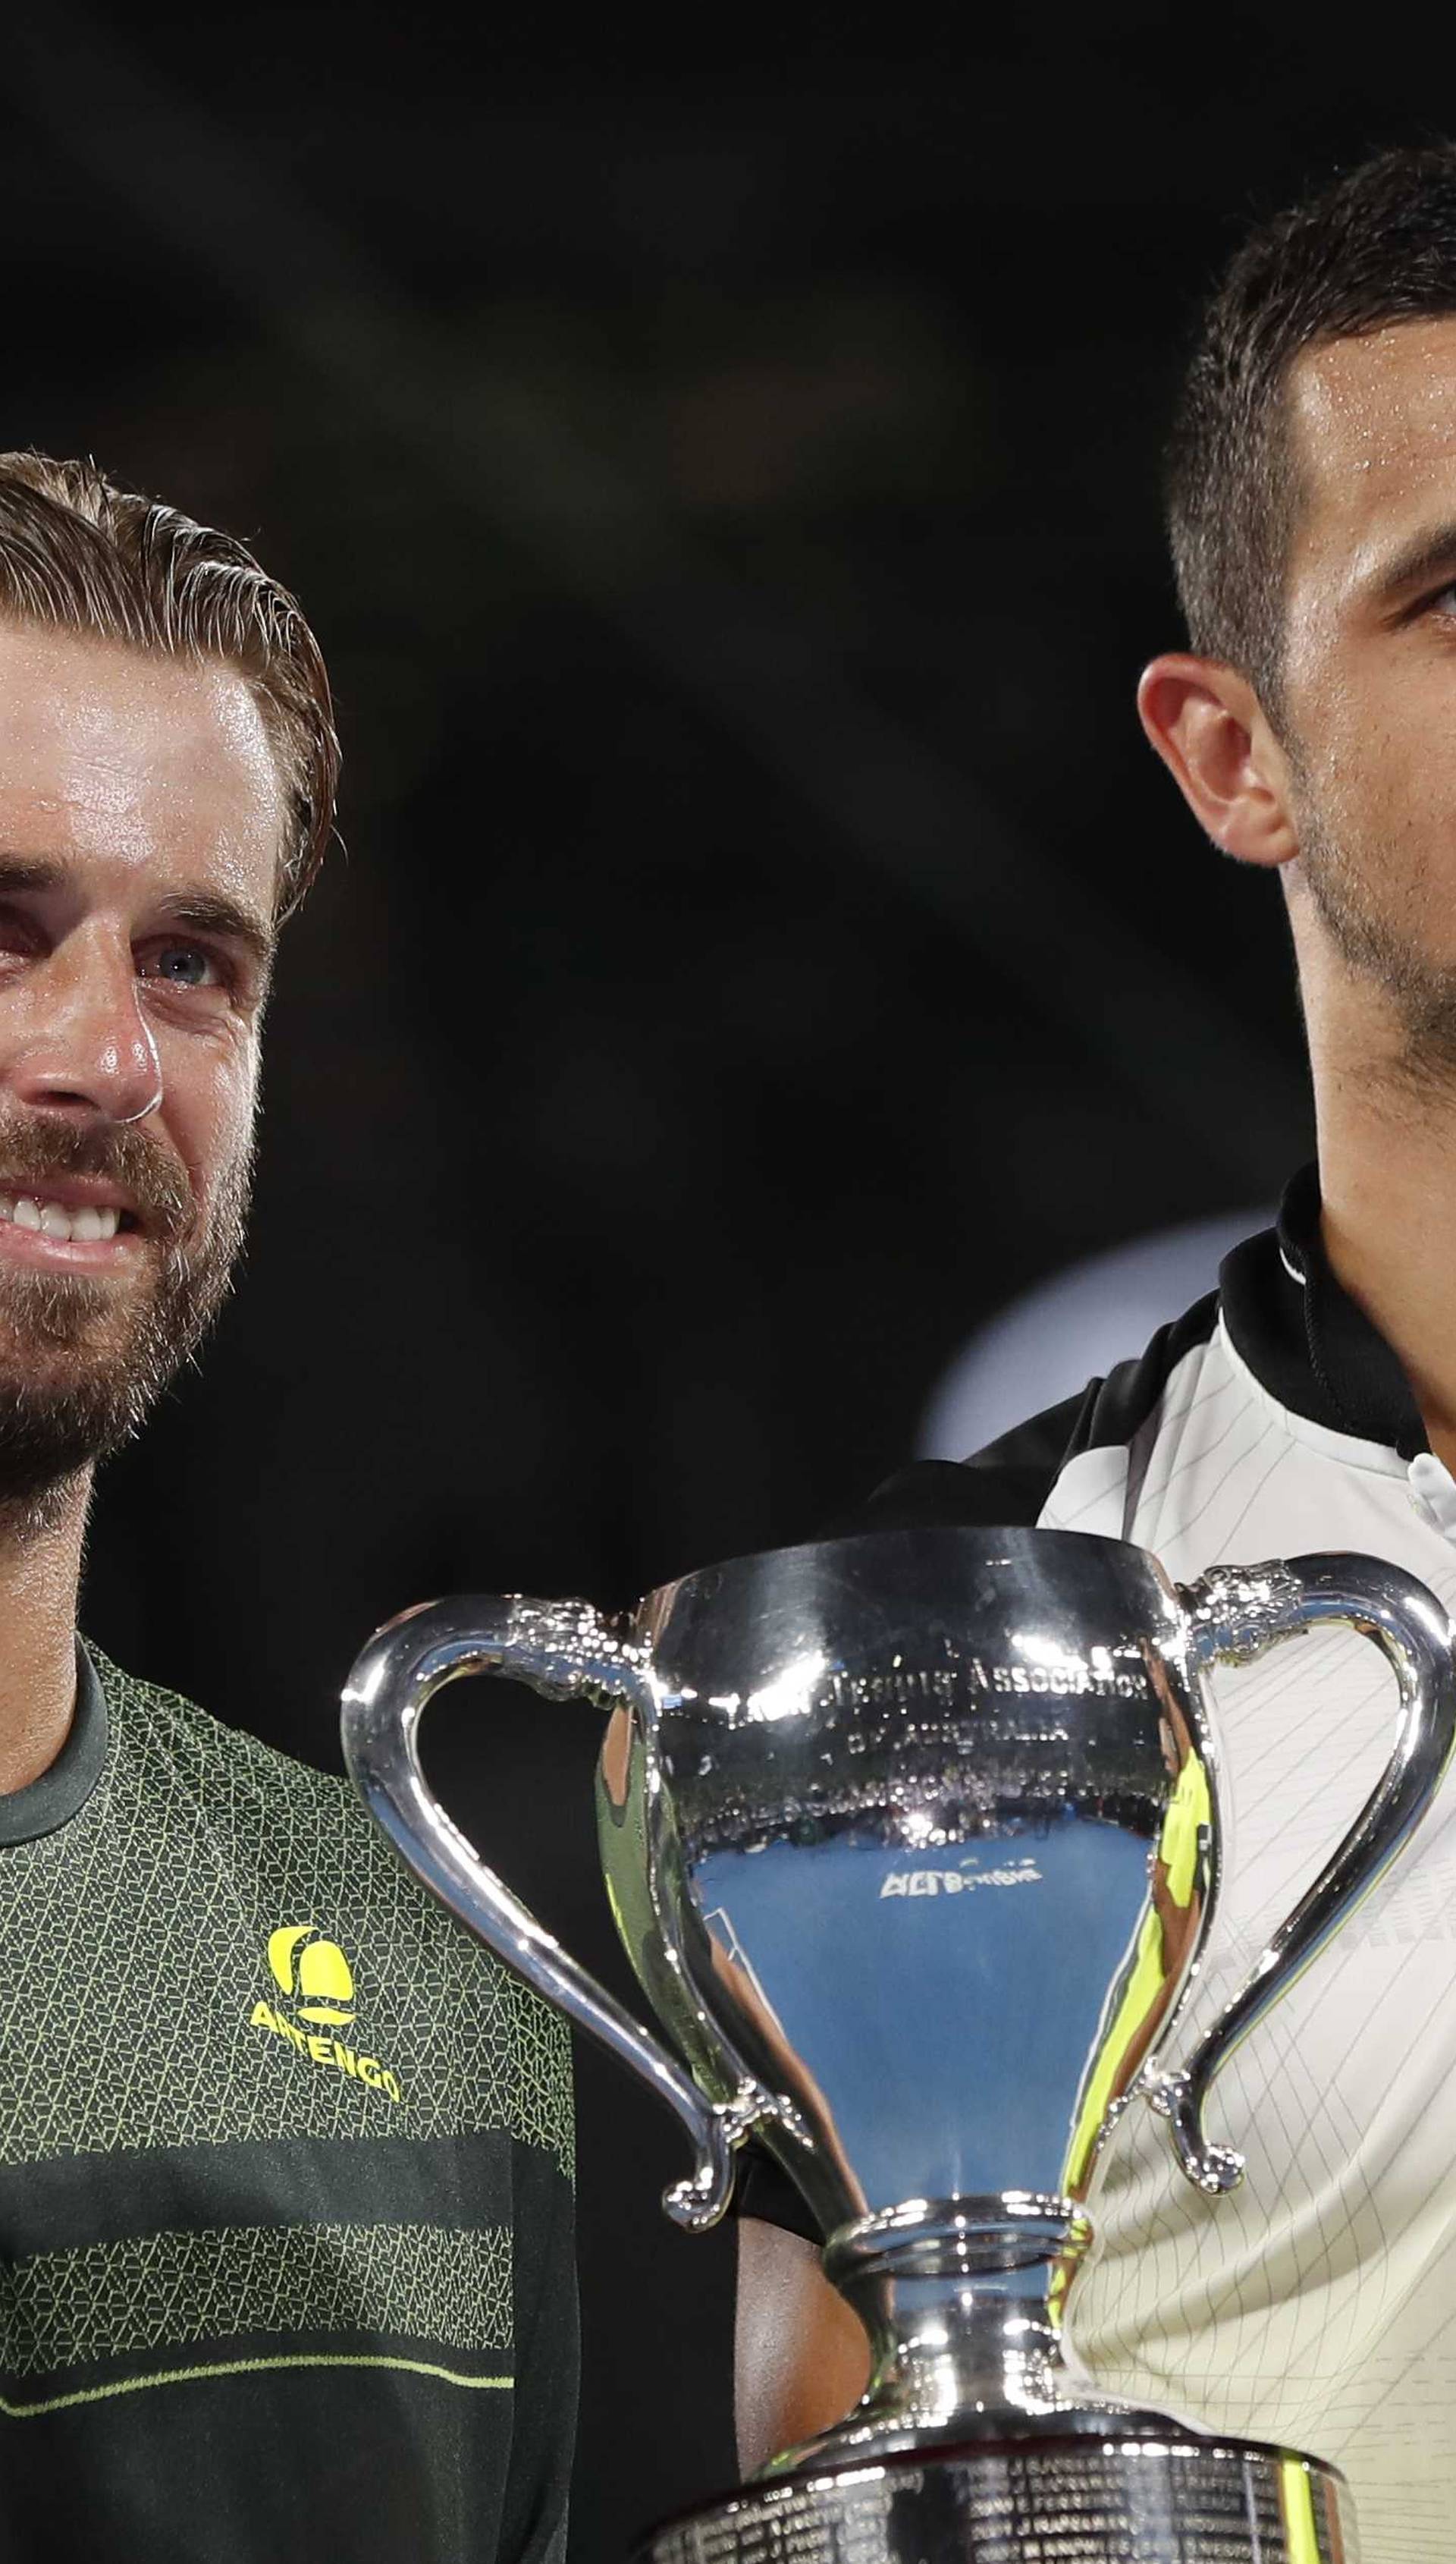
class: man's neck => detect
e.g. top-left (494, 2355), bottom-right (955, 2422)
top-left (1300, 913), bottom-right (1456, 1472)
top-left (0, 1472), bottom-right (88, 1796)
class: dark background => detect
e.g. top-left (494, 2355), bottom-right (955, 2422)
top-left (0, 7), bottom-right (1439, 2553)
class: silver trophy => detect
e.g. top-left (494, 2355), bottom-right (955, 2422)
top-left (342, 1527), bottom-right (1456, 2561)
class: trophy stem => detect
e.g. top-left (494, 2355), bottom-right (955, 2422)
top-left (764, 2195), bottom-right (1169, 2474)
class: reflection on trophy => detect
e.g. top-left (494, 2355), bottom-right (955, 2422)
top-left (341, 1527), bottom-right (1456, 2561)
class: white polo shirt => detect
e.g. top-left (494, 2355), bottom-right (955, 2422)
top-left (739, 1166), bottom-right (1456, 2564)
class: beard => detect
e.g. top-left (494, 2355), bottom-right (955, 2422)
top-left (1295, 788), bottom-right (1456, 1084)
top-left (0, 1114), bottom-right (250, 1529)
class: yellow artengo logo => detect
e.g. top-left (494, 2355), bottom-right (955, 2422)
top-left (249, 1925), bottom-right (403, 2104)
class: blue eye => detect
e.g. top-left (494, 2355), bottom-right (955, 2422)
top-left (147, 944), bottom-right (218, 988)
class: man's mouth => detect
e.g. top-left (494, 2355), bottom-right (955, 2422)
top-left (0, 1180), bottom-right (142, 1258)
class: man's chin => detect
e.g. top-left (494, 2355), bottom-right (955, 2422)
top-left (0, 1380), bottom-right (156, 1504)
top-left (0, 1267), bottom-right (138, 1354)
top-left (0, 1310), bottom-right (195, 1507)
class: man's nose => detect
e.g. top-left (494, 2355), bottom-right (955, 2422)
top-left (4, 932), bottom-right (162, 1126)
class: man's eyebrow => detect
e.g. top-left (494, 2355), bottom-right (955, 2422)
top-left (155, 892), bottom-right (278, 973)
top-left (1367, 520), bottom-right (1456, 601)
top-left (0, 858), bottom-right (65, 897)
top-left (0, 862), bottom-right (278, 974)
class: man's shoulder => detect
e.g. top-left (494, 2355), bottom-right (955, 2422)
top-left (86, 1646), bottom-right (574, 2173)
top-left (90, 1645), bottom-right (379, 1838)
top-left (85, 1645), bottom-right (508, 2006)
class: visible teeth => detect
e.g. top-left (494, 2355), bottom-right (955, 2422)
top-left (0, 1196), bottom-right (124, 1243)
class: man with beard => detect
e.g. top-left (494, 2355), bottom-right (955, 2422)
top-left (732, 146), bottom-right (1456, 2560)
top-left (0, 456), bottom-right (574, 2564)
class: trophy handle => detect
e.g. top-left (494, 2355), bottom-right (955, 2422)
top-left (1142, 1553), bottom-right (1456, 2196)
top-left (340, 1593), bottom-right (768, 2231)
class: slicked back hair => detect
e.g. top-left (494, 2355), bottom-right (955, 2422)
top-left (0, 454), bottom-right (338, 917)
top-left (1168, 144), bottom-right (1456, 716)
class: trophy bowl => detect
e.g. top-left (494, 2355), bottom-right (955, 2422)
top-left (342, 1526), bottom-right (1456, 2562)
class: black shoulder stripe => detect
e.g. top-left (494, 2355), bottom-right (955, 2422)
top-left (821, 1287), bottom-right (1222, 1543)
top-left (1073, 1288), bottom-right (1220, 1459)
top-left (816, 1388), bottom-right (1097, 1538)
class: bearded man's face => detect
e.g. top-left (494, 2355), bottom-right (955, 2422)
top-left (0, 1108), bottom-right (250, 1506)
top-left (0, 627), bottom-right (281, 1516)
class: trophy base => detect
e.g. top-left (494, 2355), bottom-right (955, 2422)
top-left (635, 2433), bottom-right (1358, 2564)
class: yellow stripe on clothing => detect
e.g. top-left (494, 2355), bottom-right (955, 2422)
top-left (0, 2352), bottom-right (513, 2420)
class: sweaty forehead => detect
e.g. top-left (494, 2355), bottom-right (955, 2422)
top-left (0, 625), bottom-right (284, 909)
top-left (1286, 317), bottom-right (1456, 582)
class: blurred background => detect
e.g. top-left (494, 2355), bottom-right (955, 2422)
top-left (5, 5), bottom-right (1439, 2551)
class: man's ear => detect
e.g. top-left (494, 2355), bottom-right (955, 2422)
top-left (1138, 653), bottom-right (1298, 870)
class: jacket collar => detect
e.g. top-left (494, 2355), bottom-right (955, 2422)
top-left (1219, 1162), bottom-right (1429, 1461)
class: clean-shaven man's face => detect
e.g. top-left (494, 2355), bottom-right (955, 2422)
top-left (1276, 313), bottom-right (1456, 1051)
top-left (0, 621), bottom-right (281, 1508)
top-left (1142, 310), bottom-right (1456, 1082)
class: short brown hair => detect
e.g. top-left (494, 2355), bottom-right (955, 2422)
top-left (0, 453), bottom-right (338, 917)
top-left (1167, 143), bottom-right (1456, 712)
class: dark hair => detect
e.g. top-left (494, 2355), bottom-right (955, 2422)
top-left (0, 454), bottom-right (338, 917)
top-left (1168, 143), bottom-right (1456, 709)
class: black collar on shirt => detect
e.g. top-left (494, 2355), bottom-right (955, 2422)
top-left (1219, 1161), bottom-right (1429, 1461)
top-left (0, 1643), bottom-right (109, 1848)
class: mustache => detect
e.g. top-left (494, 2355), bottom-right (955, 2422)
top-left (0, 1115), bottom-right (193, 1245)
